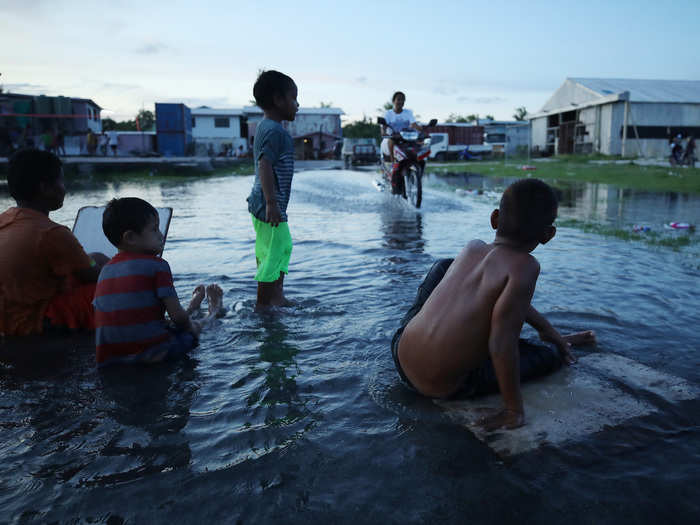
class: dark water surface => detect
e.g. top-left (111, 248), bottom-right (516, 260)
top-left (1, 170), bottom-right (699, 524)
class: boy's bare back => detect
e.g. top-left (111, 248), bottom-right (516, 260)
top-left (398, 239), bottom-right (539, 399)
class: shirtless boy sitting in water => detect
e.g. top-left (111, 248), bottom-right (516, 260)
top-left (392, 179), bottom-right (595, 431)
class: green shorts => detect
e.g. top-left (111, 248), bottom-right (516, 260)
top-left (251, 214), bottom-right (293, 282)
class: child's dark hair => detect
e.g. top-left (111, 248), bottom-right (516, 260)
top-left (102, 197), bottom-right (158, 247)
top-left (253, 70), bottom-right (296, 110)
top-left (392, 91), bottom-right (406, 102)
top-left (7, 149), bottom-right (62, 202)
top-left (497, 179), bottom-right (558, 243)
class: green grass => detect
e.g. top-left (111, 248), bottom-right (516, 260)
top-left (0, 159), bottom-right (256, 182)
top-left (427, 156), bottom-right (700, 194)
top-left (557, 218), bottom-right (696, 250)
top-left (64, 161), bottom-right (254, 183)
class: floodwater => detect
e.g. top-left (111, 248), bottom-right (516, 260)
top-left (1, 169), bottom-right (699, 524)
top-left (430, 170), bottom-right (700, 230)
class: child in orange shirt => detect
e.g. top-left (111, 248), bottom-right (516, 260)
top-left (0, 149), bottom-right (107, 336)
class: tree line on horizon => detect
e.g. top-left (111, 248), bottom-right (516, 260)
top-left (102, 109), bottom-right (155, 132)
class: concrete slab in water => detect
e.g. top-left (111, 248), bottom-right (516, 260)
top-left (435, 353), bottom-right (698, 457)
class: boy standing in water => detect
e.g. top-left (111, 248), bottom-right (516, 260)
top-left (246, 70), bottom-right (299, 308)
top-left (392, 179), bottom-right (595, 430)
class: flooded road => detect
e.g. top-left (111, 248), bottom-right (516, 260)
top-left (1, 169), bottom-right (698, 523)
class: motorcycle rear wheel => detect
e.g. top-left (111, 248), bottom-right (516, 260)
top-left (403, 165), bottom-right (422, 208)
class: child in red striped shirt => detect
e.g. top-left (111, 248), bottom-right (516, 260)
top-left (94, 197), bottom-right (223, 367)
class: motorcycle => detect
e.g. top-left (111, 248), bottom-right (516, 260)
top-left (376, 117), bottom-right (437, 209)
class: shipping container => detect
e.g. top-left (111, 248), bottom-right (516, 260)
top-left (11, 100), bottom-right (32, 129)
top-left (424, 124), bottom-right (484, 145)
top-left (35, 95), bottom-right (54, 118)
top-left (54, 96), bottom-right (72, 116)
top-left (157, 131), bottom-right (193, 157)
top-left (156, 103), bottom-right (191, 133)
top-left (183, 105), bottom-right (192, 135)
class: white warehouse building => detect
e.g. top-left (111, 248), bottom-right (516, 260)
top-left (191, 107), bottom-right (249, 156)
top-left (528, 78), bottom-right (700, 157)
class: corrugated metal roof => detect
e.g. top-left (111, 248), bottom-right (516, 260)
top-left (71, 97), bottom-right (102, 109)
top-left (571, 78), bottom-right (700, 103)
top-left (191, 107), bottom-right (245, 116)
top-left (242, 105), bottom-right (344, 115)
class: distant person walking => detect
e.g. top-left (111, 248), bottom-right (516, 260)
top-left (108, 130), bottom-right (118, 156)
top-left (43, 131), bottom-right (53, 153)
top-left (87, 129), bottom-right (97, 156)
top-left (670, 134), bottom-right (683, 166)
top-left (683, 136), bottom-right (696, 167)
top-left (100, 132), bottom-right (109, 156)
top-left (56, 131), bottom-right (66, 156)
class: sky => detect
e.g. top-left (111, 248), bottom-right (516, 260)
top-left (1, 0), bottom-right (699, 124)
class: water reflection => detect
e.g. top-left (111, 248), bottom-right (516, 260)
top-left (0, 339), bottom-right (198, 495)
top-left (429, 172), bottom-right (700, 229)
top-left (244, 316), bottom-right (317, 444)
top-left (94, 361), bottom-right (198, 485)
top-left (379, 206), bottom-right (425, 254)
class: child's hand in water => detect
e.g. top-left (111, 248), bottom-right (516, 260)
top-left (537, 327), bottom-right (588, 365)
top-left (552, 330), bottom-right (597, 365)
top-left (476, 408), bottom-right (525, 431)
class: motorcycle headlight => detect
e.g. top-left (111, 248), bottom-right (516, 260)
top-left (399, 130), bottom-right (419, 141)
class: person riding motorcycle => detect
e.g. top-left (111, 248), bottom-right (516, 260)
top-left (380, 91), bottom-right (422, 192)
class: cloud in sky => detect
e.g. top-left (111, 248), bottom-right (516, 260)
top-left (433, 85), bottom-right (458, 96)
top-left (3, 82), bottom-right (47, 93)
top-left (100, 82), bottom-right (142, 91)
top-left (134, 42), bottom-right (169, 55)
top-left (456, 95), bottom-right (507, 104)
top-left (161, 96), bottom-right (234, 108)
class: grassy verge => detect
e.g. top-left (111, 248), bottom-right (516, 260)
top-left (0, 160), bottom-right (255, 181)
top-left (64, 161), bottom-right (255, 182)
top-left (427, 156), bottom-right (700, 194)
top-left (557, 218), bottom-right (696, 250)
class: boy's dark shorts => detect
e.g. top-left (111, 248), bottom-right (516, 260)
top-left (391, 258), bottom-right (562, 399)
top-left (97, 326), bottom-right (198, 368)
top-left (164, 326), bottom-right (198, 360)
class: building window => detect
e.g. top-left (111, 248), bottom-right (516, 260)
top-left (215, 117), bottom-right (230, 128)
top-left (192, 117), bottom-right (196, 128)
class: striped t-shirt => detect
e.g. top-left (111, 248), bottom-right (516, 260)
top-left (94, 252), bottom-right (178, 367)
top-left (247, 118), bottom-right (295, 222)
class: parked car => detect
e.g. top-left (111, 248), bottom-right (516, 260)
top-left (342, 138), bottom-right (379, 167)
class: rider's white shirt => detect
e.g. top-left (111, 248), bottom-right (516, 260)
top-left (384, 109), bottom-right (415, 134)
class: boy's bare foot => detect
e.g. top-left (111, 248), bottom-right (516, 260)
top-left (206, 284), bottom-right (225, 318)
top-left (476, 408), bottom-right (525, 432)
top-left (256, 278), bottom-right (294, 309)
top-left (269, 296), bottom-right (295, 307)
top-left (187, 285), bottom-right (206, 314)
top-left (563, 330), bottom-right (596, 346)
